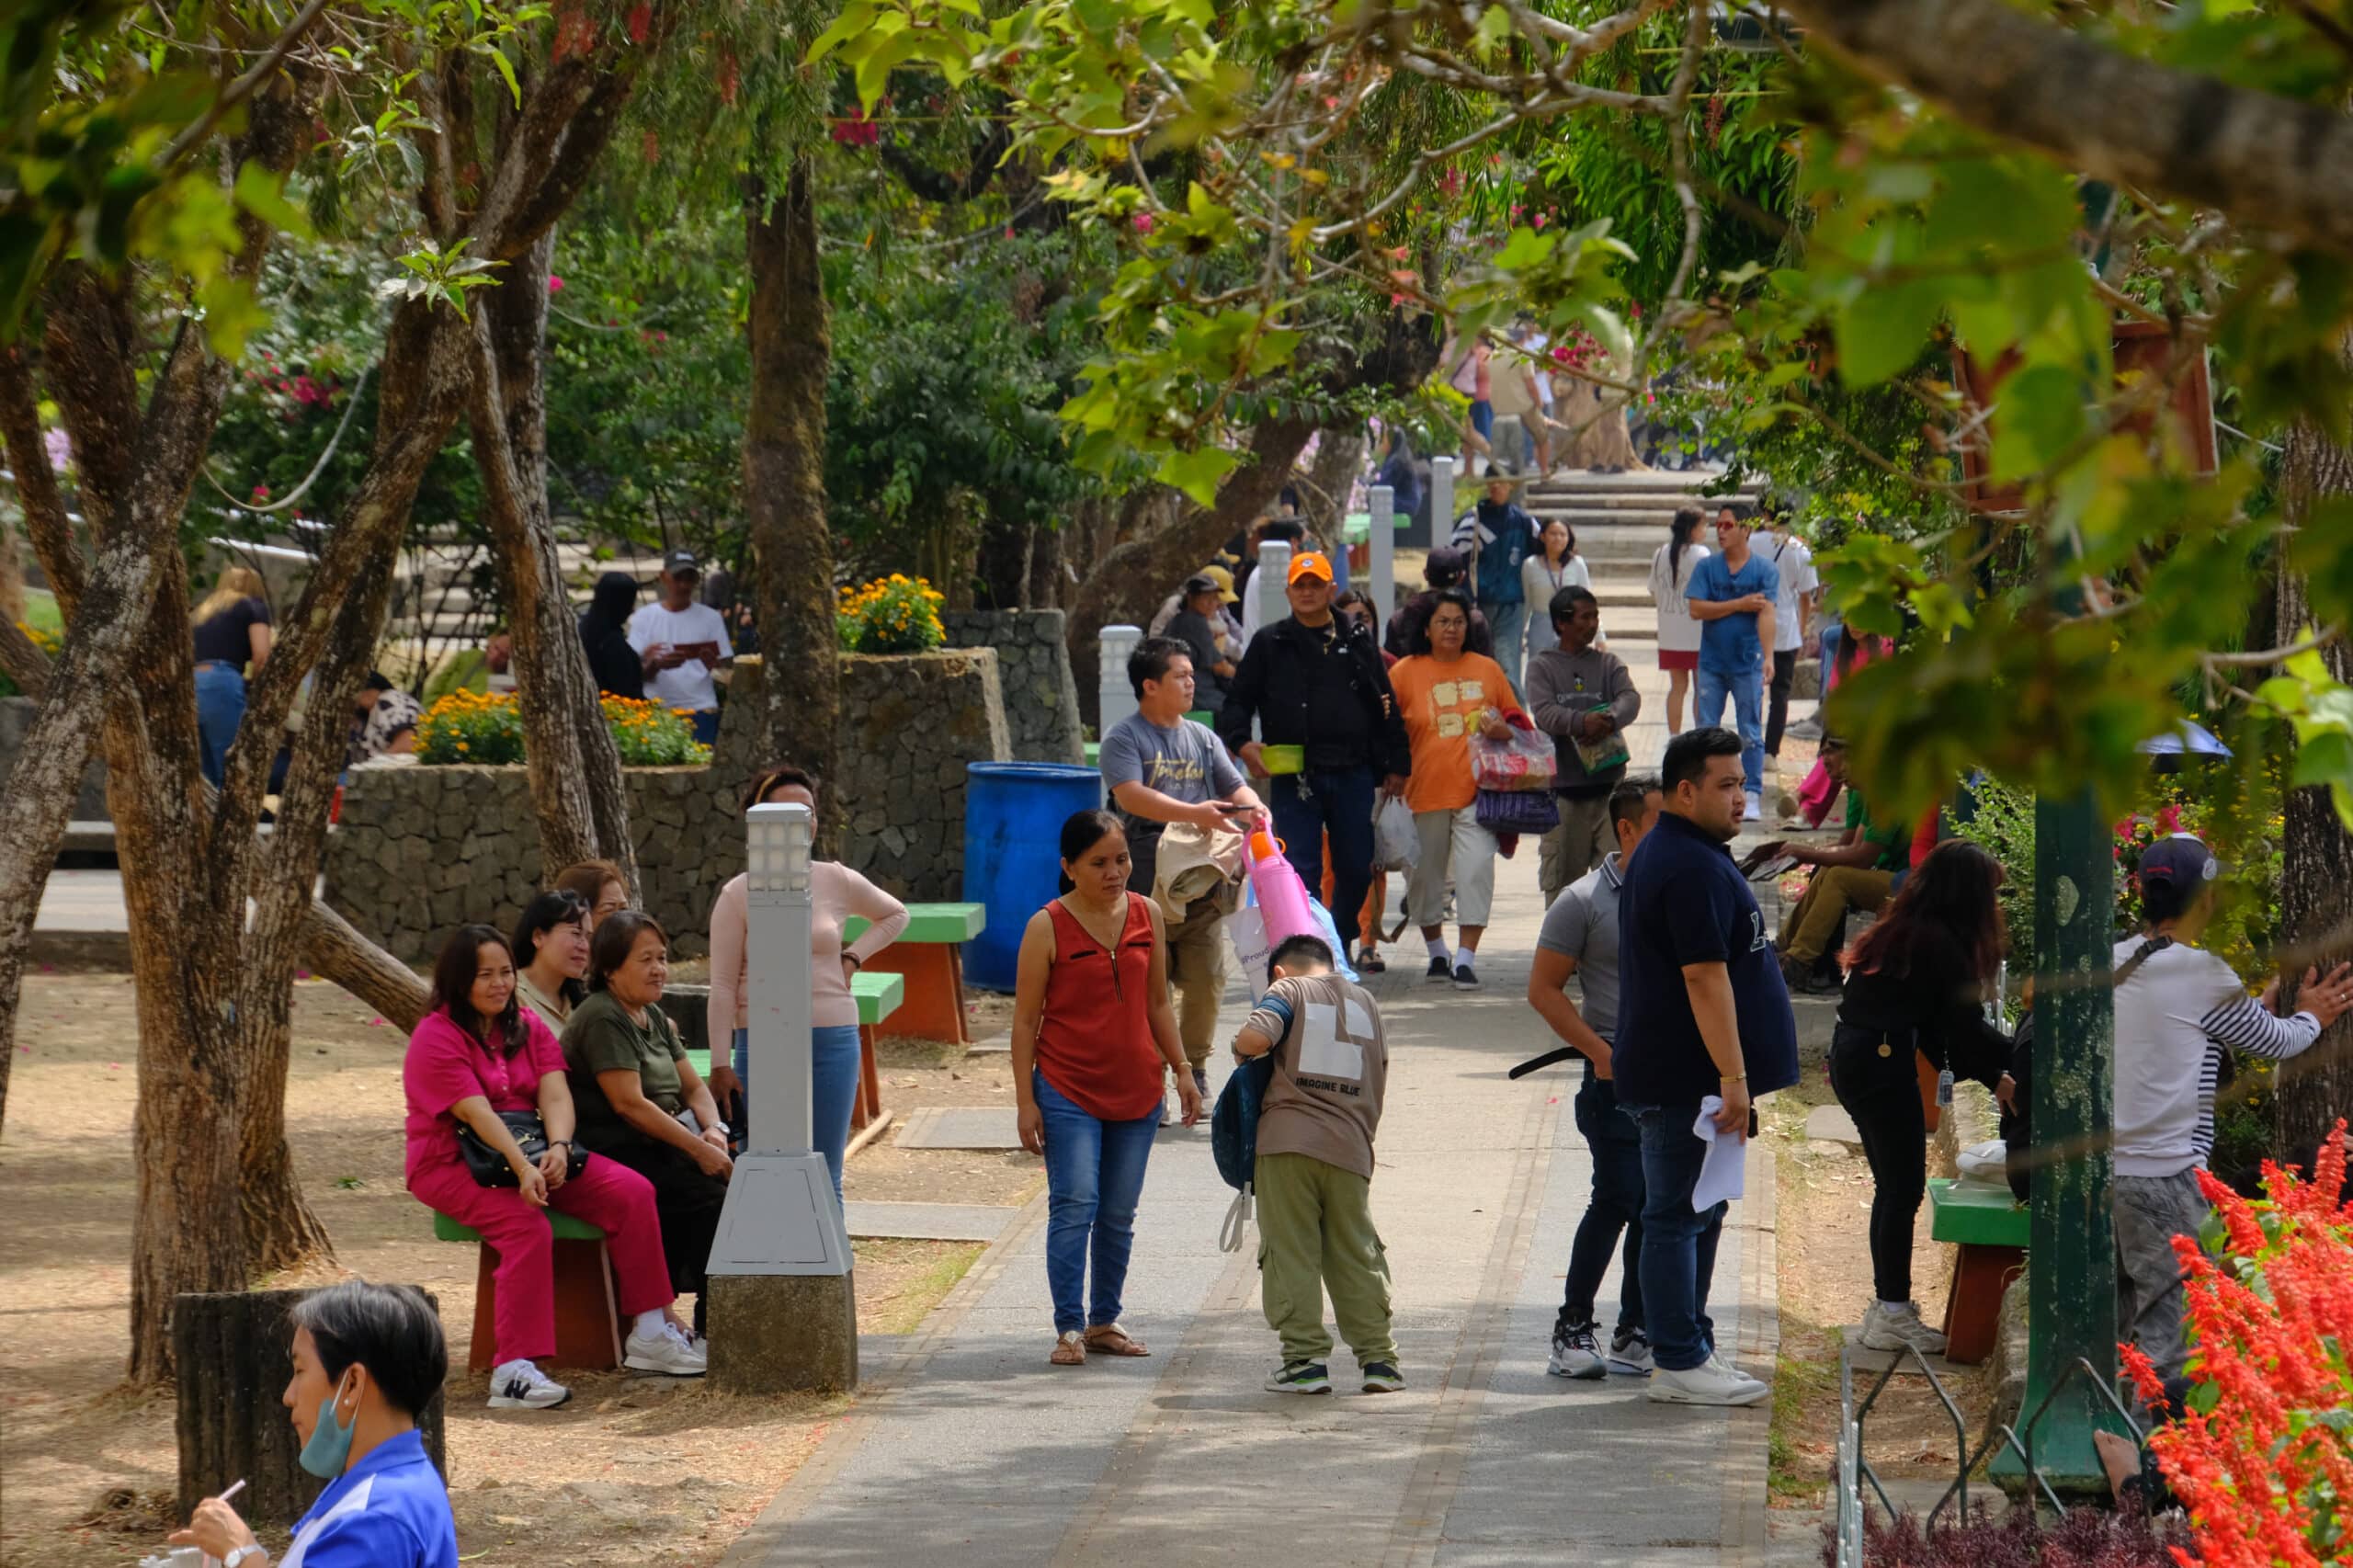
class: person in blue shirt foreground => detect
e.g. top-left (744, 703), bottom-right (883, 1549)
top-left (171, 1280), bottom-right (460, 1568)
top-left (1612, 727), bottom-right (1800, 1407)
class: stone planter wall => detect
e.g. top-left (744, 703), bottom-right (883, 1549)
top-left (325, 649), bottom-right (1011, 963)
top-left (942, 609), bottom-right (1084, 764)
top-left (0, 696), bottom-right (108, 821)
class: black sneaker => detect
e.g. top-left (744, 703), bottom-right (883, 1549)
top-left (1359, 1360), bottom-right (1405, 1393)
top-left (1453, 960), bottom-right (1480, 990)
top-left (1547, 1322), bottom-right (1606, 1380)
top-left (1425, 957), bottom-right (1451, 983)
top-left (1265, 1359), bottom-right (1332, 1394)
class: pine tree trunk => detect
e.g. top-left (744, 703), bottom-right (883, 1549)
top-left (2273, 400), bottom-right (2353, 1170)
top-left (469, 231), bottom-right (641, 891)
top-left (745, 158), bottom-right (841, 838)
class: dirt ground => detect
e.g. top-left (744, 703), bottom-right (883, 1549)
top-left (0, 975), bottom-right (1039, 1568)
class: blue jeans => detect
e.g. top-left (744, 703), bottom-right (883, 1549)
top-left (1620, 1100), bottom-right (1725, 1372)
top-left (730, 1022), bottom-right (863, 1207)
top-left (1267, 765), bottom-right (1377, 950)
top-left (193, 662), bottom-right (246, 788)
top-left (1035, 1072), bottom-right (1160, 1335)
top-left (1562, 1073), bottom-right (1645, 1335)
top-left (1692, 665), bottom-right (1764, 795)
top-left (688, 708), bottom-right (721, 746)
top-left (1481, 597), bottom-right (1529, 693)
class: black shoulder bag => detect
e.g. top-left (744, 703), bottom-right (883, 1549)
top-left (457, 1110), bottom-right (588, 1187)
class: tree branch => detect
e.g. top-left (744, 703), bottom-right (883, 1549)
top-left (1780, 0), bottom-right (2353, 260)
top-left (0, 347), bottom-right (82, 614)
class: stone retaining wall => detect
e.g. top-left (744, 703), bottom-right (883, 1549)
top-left (942, 609), bottom-right (1084, 764)
top-left (324, 649), bottom-right (1011, 962)
top-left (0, 696), bottom-right (108, 821)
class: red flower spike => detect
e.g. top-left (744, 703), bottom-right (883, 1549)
top-left (626, 3), bottom-right (650, 43)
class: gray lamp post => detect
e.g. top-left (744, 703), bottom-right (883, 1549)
top-left (706, 800), bottom-right (858, 1392)
top-left (1368, 483), bottom-right (1395, 620)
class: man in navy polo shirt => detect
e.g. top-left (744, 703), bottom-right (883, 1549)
top-left (1613, 727), bottom-right (1800, 1406)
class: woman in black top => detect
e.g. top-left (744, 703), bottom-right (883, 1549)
top-left (1830, 837), bottom-right (2012, 1357)
top-left (579, 571), bottom-right (646, 699)
top-left (190, 564), bottom-right (274, 786)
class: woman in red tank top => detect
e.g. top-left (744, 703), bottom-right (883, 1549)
top-left (1013, 810), bottom-right (1200, 1366)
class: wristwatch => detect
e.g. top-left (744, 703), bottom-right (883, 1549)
top-left (225, 1545), bottom-right (267, 1568)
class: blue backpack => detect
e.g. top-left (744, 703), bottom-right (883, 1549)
top-left (1211, 1054), bottom-right (1278, 1251)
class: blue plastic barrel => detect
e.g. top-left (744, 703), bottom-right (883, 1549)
top-left (962, 762), bottom-right (1104, 991)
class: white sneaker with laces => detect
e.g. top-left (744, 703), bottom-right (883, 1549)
top-left (1743, 792), bottom-right (1764, 823)
top-left (1547, 1322), bottom-right (1607, 1380)
top-left (625, 1321), bottom-right (710, 1376)
top-left (1648, 1358), bottom-right (1768, 1407)
top-left (1607, 1326), bottom-right (1654, 1375)
top-left (488, 1358), bottom-right (572, 1409)
top-left (1859, 1301), bottom-right (1949, 1356)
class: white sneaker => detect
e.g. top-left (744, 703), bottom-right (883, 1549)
top-left (625, 1321), bottom-right (709, 1376)
top-left (1648, 1358), bottom-right (1768, 1406)
top-left (488, 1358), bottom-right (572, 1409)
top-left (1547, 1322), bottom-right (1607, 1380)
top-left (1859, 1301), bottom-right (1949, 1357)
top-left (1607, 1326), bottom-right (1654, 1375)
top-left (1743, 792), bottom-right (1764, 822)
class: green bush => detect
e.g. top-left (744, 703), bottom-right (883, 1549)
top-left (601, 695), bottom-right (710, 766)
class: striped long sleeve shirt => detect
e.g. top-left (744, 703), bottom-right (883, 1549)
top-left (2111, 937), bottom-right (2320, 1178)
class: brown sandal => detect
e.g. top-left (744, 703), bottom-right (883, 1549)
top-left (1051, 1330), bottom-right (1087, 1367)
top-left (1085, 1322), bottom-right (1151, 1358)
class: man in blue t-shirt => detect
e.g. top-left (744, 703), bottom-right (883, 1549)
top-left (1612, 727), bottom-right (1799, 1407)
top-left (1684, 503), bottom-right (1779, 821)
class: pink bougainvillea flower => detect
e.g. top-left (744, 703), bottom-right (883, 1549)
top-left (1132, 211), bottom-right (1155, 233)
top-left (548, 274), bottom-right (564, 293)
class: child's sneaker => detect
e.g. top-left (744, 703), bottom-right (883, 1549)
top-left (1547, 1321), bottom-right (1607, 1380)
top-left (1359, 1361), bottom-right (1405, 1393)
top-left (1425, 957), bottom-right (1451, 983)
top-left (1265, 1359), bottom-right (1332, 1394)
top-left (1607, 1326), bottom-right (1654, 1376)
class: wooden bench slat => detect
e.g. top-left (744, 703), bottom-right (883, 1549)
top-left (844, 901), bottom-right (986, 945)
top-left (1927, 1177), bottom-right (2030, 1248)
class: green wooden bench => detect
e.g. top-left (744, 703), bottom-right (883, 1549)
top-left (431, 1210), bottom-right (621, 1373)
top-left (688, 969), bottom-right (905, 1132)
top-left (1927, 1177), bottom-right (2029, 1364)
top-left (845, 902), bottom-right (983, 1044)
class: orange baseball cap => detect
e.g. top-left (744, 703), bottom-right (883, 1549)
top-left (1287, 551), bottom-right (1334, 585)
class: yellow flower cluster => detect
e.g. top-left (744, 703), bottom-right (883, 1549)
top-left (418, 687), bottom-right (526, 765)
top-left (836, 573), bottom-right (947, 654)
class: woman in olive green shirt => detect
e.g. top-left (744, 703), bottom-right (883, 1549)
top-left (562, 910), bottom-right (733, 1337)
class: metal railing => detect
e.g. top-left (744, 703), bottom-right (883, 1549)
top-left (1833, 1348), bottom-right (2152, 1567)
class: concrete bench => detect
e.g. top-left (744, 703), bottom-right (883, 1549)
top-left (431, 1210), bottom-right (622, 1373)
top-left (845, 901), bottom-right (985, 1045)
top-left (1927, 1177), bottom-right (2029, 1365)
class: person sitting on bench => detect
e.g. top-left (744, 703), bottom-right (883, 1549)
top-left (1756, 735), bottom-right (1905, 993)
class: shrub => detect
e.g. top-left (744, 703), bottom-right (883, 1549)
top-left (1826, 1504), bottom-right (2187, 1566)
top-left (416, 687), bottom-right (525, 765)
top-left (0, 619), bottom-right (62, 699)
top-left (602, 694), bottom-right (710, 766)
top-left (2128, 1125), bottom-right (2353, 1568)
top-left (836, 574), bottom-right (945, 654)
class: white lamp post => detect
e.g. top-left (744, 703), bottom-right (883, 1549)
top-left (1430, 455), bottom-right (1456, 551)
top-left (1367, 483), bottom-right (1395, 621)
top-left (707, 801), bottom-right (858, 1390)
top-left (1099, 623), bottom-right (1142, 740)
top-left (1256, 539), bottom-right (1292, 636)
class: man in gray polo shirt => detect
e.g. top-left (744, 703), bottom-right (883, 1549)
top-left (1526, 774), bottom-right (1662, 1379)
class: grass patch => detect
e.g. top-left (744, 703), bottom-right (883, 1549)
top-left (853, 1237), bottom-right (984, 1335)
top-left (23, 586), bottom-right (61, 637)
top-left (1770, 1338), bottom-right (1840, 1503)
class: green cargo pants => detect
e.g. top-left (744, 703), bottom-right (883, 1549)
top-left (1256, 1150), bottom-right (1396, 1365)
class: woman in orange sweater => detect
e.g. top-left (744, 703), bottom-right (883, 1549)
top-left (1386, 588), bottom-right (1524, 990)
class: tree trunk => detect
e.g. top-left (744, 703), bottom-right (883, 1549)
top-left (745, 158), bottom-right (841, 837)
top-left (0, 510), bottom-right (23, 624)
top-left (2273, 400), bottom-right (2353, 1170)
top-left (469, 230), bottom-right (641, 892)
top-left (1552, 376), bottom-right (1643, 472)
top-left (1297, 428), bottom-right (1366, 541)
top-left (1066, 420), bottom-right (1315, 720)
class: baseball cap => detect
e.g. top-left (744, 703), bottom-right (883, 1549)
top-left (1198, 564), bottom-right (1241, 604)
top-left (2139, 834), bottom-right (2222, 888)
top-left (1287, 551), bottom-right (1334, 585)
top-left (1424, 544), bottom-right (1469, 585)
top-left (662, 549), bottom-right (700, 575)
top-left (1181, 572), bottom-right (1222, 599)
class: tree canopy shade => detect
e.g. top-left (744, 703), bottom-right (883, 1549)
top-left (812, 0), bottom-right (2353, 838)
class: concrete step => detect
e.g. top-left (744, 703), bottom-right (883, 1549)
top-left (1524, 470), bottom-right (1758, 493)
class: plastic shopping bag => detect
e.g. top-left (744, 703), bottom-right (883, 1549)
top-left (1470, 722), bottom-right (1558, 791)
top-left (1371, 794), bottom-right (1419, 872)
top-left (1227, 883), bottom-right (1358, 1003)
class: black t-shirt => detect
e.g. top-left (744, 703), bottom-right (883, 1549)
top-left (192, 597), bottom-right (270, 671)
top-left (1612, 810), bottom-right (1800, 1105)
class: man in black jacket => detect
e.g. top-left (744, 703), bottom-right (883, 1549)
top-left (1220, 551), bottom-right (1411, 955)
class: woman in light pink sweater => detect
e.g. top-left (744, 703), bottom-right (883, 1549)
top-left (706, 763), bottom-right (908, 1202)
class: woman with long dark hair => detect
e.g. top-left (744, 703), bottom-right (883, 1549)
top-left (579, 571), bottom-right (646, 699)
top-left (1828, 839), bottom-right (2015, 1354)
top-left (562, 910), bottom-right (733, 1336)
top-left (1012, 810), bottom-right (1199, 1366)
top-left (1647, 506), bottom-right (1711, 737)
top-left (402, 926), bottom-right (699, 1409)
top-left (1520, 518), bottom-right (1594, 661)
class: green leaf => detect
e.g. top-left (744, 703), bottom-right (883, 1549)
top-left (479, 40), bottom-right (521, 107)
top-left (1156, 444), bottom-right (1238, 505)
top-left (1833, 281), bottom-right (1938, 387)
top-left (231, 162), bottom-right (313, 241)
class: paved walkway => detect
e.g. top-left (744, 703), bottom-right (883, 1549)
top-left (723, 849), bottom-right (1789, 1568)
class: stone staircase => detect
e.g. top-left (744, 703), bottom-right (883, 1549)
top-left (1514, 469), bottom-right (1762, 645)
top-left (392, 535), bottom-right (676, 643)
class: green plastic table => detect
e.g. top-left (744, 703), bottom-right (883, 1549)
top-left (846, 903), bottom-right (984, 1044)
